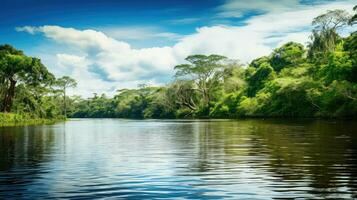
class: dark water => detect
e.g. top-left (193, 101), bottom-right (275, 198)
top-left (0, 119), bottom-right (356, 199)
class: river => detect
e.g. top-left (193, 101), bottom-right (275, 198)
top-left (0, 119), bottom-right (356, 199)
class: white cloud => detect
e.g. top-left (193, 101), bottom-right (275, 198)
top-left (56, 54), bottom-right (112, 96)
top-left (217, 0), bottom-right (299, 18)
top-left (101, 26), bottom-right (182, 41)
top-left (221, 0), bottom-right (299, 11)
top-left (16, 1), bottom-right (356, 97)
top-left (168, 17), bottom-right (201, 24)
top-left (55, 53), bottom-right (163, 97)
top-left (15, 26), bottom-right (39, 34)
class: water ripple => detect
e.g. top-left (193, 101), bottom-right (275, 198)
top-left (0, 119), bottom-right (356, 199)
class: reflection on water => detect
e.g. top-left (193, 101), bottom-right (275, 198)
top-left (0, 119), bottom-right (356, 199)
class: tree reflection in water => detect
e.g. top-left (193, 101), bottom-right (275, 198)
top-left (179, 120), bottom-right (357, 199)
top-left (0, 125), bottom-right (63, 197)
top-left (0, 120), bottom-right (356, 199)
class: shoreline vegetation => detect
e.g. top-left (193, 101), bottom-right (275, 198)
top-left (1, 8), bottom-right (356, 126)
top-left (0, 113), bottom-right (63, 127)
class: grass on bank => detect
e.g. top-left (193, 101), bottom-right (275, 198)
top-left (0, 113), bottom-right (64, 127)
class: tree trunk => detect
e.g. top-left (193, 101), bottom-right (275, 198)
top-left (63, 87), bottom-right (67, 118)
top-left (202, 88), bottom-right (210, 106)
top-left (2, 77), bottom-right (17, 112)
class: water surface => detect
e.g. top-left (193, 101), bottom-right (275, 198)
top-left (0, 119), bottom-right (356, 199)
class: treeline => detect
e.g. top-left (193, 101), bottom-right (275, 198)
top-left (1, 8), bottom-right (356, 121)
top-left (69, 8), bottom-right (357, 119)
top-left (0, 44), bottom-right (77, 123)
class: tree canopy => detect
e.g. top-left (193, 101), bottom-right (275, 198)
top-left (0, 45), bottom-right (54, 112)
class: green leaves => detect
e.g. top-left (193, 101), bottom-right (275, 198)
top-left (173, 54), bottom-right (228, 113)
top-left (308, 9), bottom-right (351, 62)
top-left (270, 42), bottom-right (305, 72)
top-left (247, 63), bottom-right (275, 97)
top-left (56, 76), bottom-right (77, 89)
top-left (0, 45), bottom-right (55, 112)
top-left (174, 54), bottom-right (227, 79)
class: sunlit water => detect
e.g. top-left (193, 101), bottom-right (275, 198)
top-left (0, 119), bottom-right (356, 199)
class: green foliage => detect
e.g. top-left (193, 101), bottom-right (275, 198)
top-left (222, 63), bottom-right (246, 93)
top-left (69, 87), bottom-right (176, 119)
top-left (210, 91), bottom-right (244, 118)
top-left (143, 88), bottom-right (176, 119)
top-left (343, 32), bottom-right (357, 83)
top-left (246, 63), bottom-right (275, 97)
top-left (0, 113), bottom-right (62, 127)
top-left (250, 56), bottom-right (270, 68)
top-left (318, 47), bottom-right (353, 83)
top-left (309, 80), bottom-right (357, 117)
top-left (0, 45), bottom-right (75, 125)
top-left (236, 96), bottom-right (259, 116)
top-left (174, 54), bottom-right (227, 110)
top-left (259, 77), bottom-right (320, 117)
top-left (52, 76), bottom-right (77, 117)
top-left (270, 42), bottom-right (305, 72)
top-left (0, 44), bottom-right (54, 112)
top-left (70, 94), bottom-right (116, 118)
top-left (308, 9), bottom-right (350, 62)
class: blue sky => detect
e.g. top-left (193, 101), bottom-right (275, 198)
top-left (1, 0), bottom-right (252, 48)
top-left (0, 0), bottom-right (355, 96)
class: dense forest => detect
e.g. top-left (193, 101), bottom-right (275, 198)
top-left (1, 8), bottom-right (356, 123)
top-left (0, 44), bottom-right (76, 124)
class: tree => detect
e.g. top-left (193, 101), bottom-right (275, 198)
top-left (270, 42), bottom-right (305, 72)
top-left (343, 32), bottom-right (357, 83)
top-left (250, 56), bottom-right (270, 69)
top-left (308, 9), bottom-right (350, 61)
top-left (174, 54), bottom-right (227, 106)
top-left (349, 5), bottom-right (357, 25)
top-left (222, 61), bottom-right (246, 93)
top-left (166, 80), bottom-right (198, 113)
top-left (0, 44), bottom-right (54, 112)
top-left (247, 63), bottom-right (275, 97)
top-left (143, 87), bottom-right (176, 119)
top-left (56, 76), bottom-right (77, 117)
top-left (319, 45), bottom-right (353, 84)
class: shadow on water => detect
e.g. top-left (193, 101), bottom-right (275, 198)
top-left (0, 124), bottom-right (64, 199)
top-left (176, 120), bottom-right (357, 199)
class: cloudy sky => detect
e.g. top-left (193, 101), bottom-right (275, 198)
top-left (1, 0), bottom-right (355, 97)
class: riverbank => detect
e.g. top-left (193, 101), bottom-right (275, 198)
top-left (0, 113), bottom-right (63, 127)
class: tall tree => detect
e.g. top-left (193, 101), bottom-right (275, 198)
top-left (174, 54), bottom-right (227, 106)
top-left (56, 76), bottom-right (77, 117)
top-left (349, 5), bottom-right (357, 25)
top-left (0, 45), bottom-right (53, 112)
top-left (166, 80), bottom-right (198, 113)
top-left (308, 9), bottom-right (350, 61)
